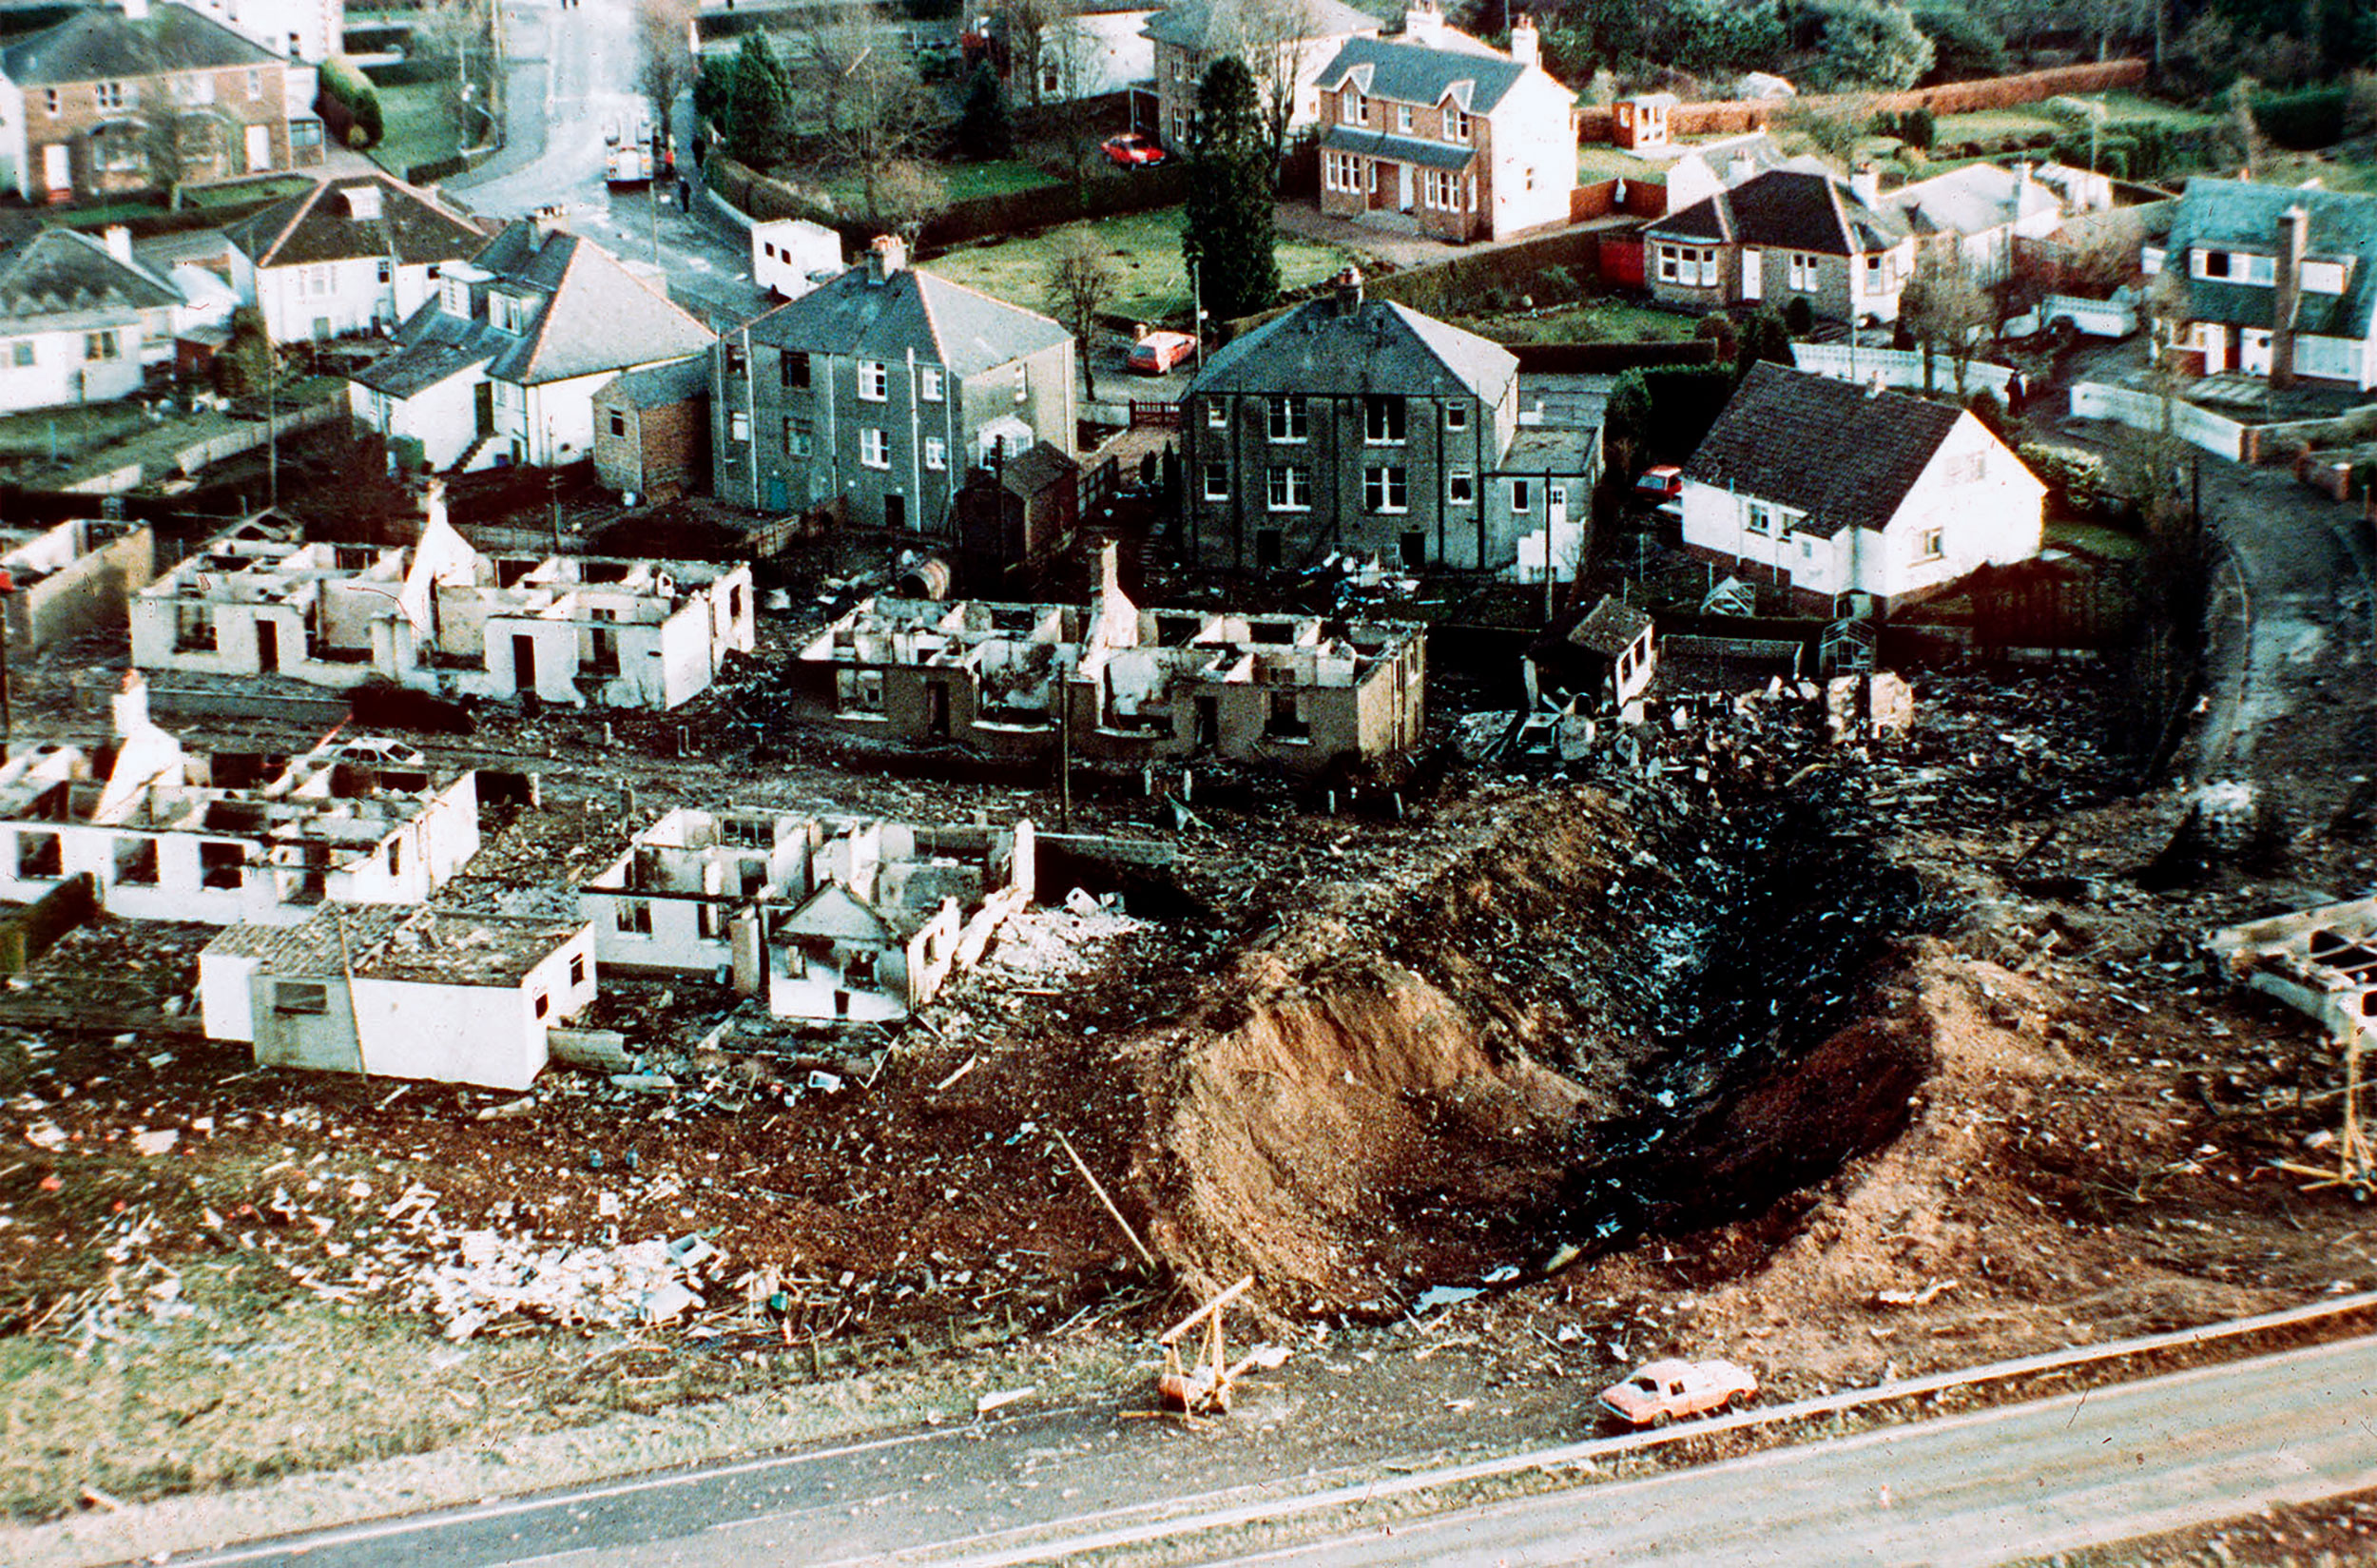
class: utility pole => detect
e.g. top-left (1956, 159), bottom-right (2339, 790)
top-left (1188, 259), bottom-right (1205, 372)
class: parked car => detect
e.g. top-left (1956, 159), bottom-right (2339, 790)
top-left (1102, 132), bottom-right (1169, 168)
top-left (1128, 329), bottom-right (1198, 374)
top-left (1632, 464), bottom-right (1683, 506)
top-left (1596, 1358), bottom-right (1757, 1428)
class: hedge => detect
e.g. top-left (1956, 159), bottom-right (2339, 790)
top-left (1576, 58), bottom-right (2150, 144)
top-left (407, 153), bottom-right (472, 185)
top-left (2252, 84), bottom-right (2349, 150)
top-left (362, 57), bottom-right (455, 87)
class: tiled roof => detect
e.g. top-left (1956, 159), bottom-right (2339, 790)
top-left (594, 358), bottom-right (709, 410)
top-left (1315, 32), bottom-right (1553, 118)
top-left (731, 261), bottom-right (1071, 378)
top-left (222, 174), bottom-right (484, 270)
top-left (1188, 292), bottom-right (1517, 407)
top-left (1320, 124), bottom-right (1474, 170)
top-left (1680, 362), bottom-right (1966, 539)
top-left (2164, 176), bottom-right (2377, 340)
top-left (1144, 0), bottom-right (1378, 49)
top-left (1648, 169), bottom-right (1905, 256)
top-left (0, 2), bottom-right (274, 83)
top-left (204, 906), bottom-right (585, 988)
top-left (1887, 163), bottom-right (2058, 239)
top-left (0, 226), bottom-right (181, 324)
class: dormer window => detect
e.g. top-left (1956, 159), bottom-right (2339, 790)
top-left (1343, 91), bottom-right (1367, 126)
top-left (344, 184), bottom-right (382, 221)
top-left (1396, 105), bottom-right (1412, 132)
top-left (1442, 106), bottom-right (1470, 144)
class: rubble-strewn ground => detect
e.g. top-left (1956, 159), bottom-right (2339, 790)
top-left (5, 593), bottom-right (2377, 1546)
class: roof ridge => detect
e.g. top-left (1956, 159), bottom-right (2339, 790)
top-left (261, 180), bottom-right (328, 266)
top-left (511, 233), bottom-right (579, 381)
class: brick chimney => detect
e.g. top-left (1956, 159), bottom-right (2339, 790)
top-left (1508, 13), bottom-right (1538, 66)
top-left (867, 235), bottom-right (906, 285)
top-left (103, 224), bottom-right (133, 264)
top-left (2271, 203), bottom-right (2309, 390)
top-left (1332, 265), bottom-right (1364, 315)
top-left (1847, 163), bottom-right (1882, 208)
top-left (1403, 0), bottom-right (1445, 46)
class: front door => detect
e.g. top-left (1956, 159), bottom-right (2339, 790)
top-left (244, 124), bottom-right (272, 172)
top-left (885, 493), bottom-right (906, 532)
top-left (1396, 164), bottom-right (1412, 213)
top-left (925, 681), bottom-right (950, 737)
top-left (474, 381), bottom-right (494, 437)
top-left (512, 634), bottom-right (537, 696)
top-left (765, 474), bottom-right (786, 512)
top-left (255, 619), bottom-right (280, 673)
top-left (40, 143), bottom-right (69, 200)
top-left (1741, 250), bottom-right (1762, 301)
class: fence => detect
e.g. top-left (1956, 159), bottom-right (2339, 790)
top-left (1790, 342), bottom-right (2018, 399)
top-left (2005, 293), bottom-right (2139, 339)
top-left (2068, 381), bottom-right (2245, 460)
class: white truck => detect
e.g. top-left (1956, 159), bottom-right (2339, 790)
top-left (605, 122), bottom-right (655, 186)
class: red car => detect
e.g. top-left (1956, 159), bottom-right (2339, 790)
top-left (1102, 131), bottom-right (1169, 168)
top-left (1597, 1358), bottom-right (1758, 1428)
top-left (1128, 329), bottom-right (1197, 374)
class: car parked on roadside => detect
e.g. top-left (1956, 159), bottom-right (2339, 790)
top-left (1128, 328), bottom-right (1198, 374)
top-left (1632, 464), bottom-right (1683, 506)
top-left (1102, 131), bottom-right (1169, 168)
top-left (1596, 1358), bottom-right (1757, 1428)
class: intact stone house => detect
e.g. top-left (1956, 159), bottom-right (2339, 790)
top-left (0, 0), bottom-right (323, 203)
top-left (1144, 0), bottom-right (1378, 150)
top-left (224, 172), bottom-right (486, 344)
top-left (710, 237), bottom-right (1075, 533)
top-left (2145, 178), bottom-right (2377, 391)
top-left (0, 225), bottom-right (182, 411)
top-left (1643, 167), bottom-right (1915, 325)
top-left (1180, 270), bottom-right (1598, 572)
top-left (591, 358), bottom-right (708, 499)
top-left (788, 545), bottom-right (1426, 775)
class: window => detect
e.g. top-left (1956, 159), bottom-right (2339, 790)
top-left (174, 605), bottom-right (214, 651)
top-left (84, 331), bottom-right (119, 361)
top-left (1266, 465), bottom-right (1310, 511)
top-left (1202, 461), bottom-right (1228, 499)
top-left (838, 668), bottom-right (885, 711)
top-left (309, 264), bottom-right (334, 297)
top-left (924, 436), bottom-right (946, 470)
top-left (1424, 169), bottom-right (1459, 209)
top-left (1916, 526), bottom-right (1944, 560)
top-left (1443, 106), bottom-right (1470, 144)
top-left (1268, 396), bottom-right (1307, 442)
top-left (858, 359), bottom-right (887, 399)
top-left (783, 351), bottom-right (810, 389)
top-left (1656, 244), bottom-right (1719, 287)
top-left (724, 343), bottom-right (745, 375)
top-left (95, 81), bottom-right (126, 109)
top-left (1205, 399), bottom-right (1227, 428)
top-left (532, 991), bottom-right (550, 1019)
top-left (1396, 104), bottom-right (1413, 132)
top-left (1324, 150), bottom-right (1362, 192)
top-left (43, 87), bottom-right (58, 116)
top-left (376, 259), bottom-right (391, 284)
top-left (248, 68), bottom-right (263, 98)
top-left (1787, 252), bottom-right (1823, 291)
top-left (1266, 691), bottom-right (1309, 738)
top-left (1447, 466), bottom-right (1475, 505)
top-left (607, 411), bottom-right (627, 438)
top-left (860, 427), bottom-right (889, 468)
top-left (291, 119), bottom-right (321, 152)
top-left (1744, 503), bottom-right (1773, 536)
top-left (728, 411), bottom-right (750, 441)
top-left (10, 341), bottom-right (31, 367)
top-left (570, 953), bottom-right (588, 987)
top-left (614, 899), bottom-right (652, 934)
top-left (1364, 467), bottom-right (1408, 513)
top-left (1362, 396), bottom-right (1405, 444)
top-left (1343, 91), bottom-right (1367, 126)
top-left (919, 366), bottom-right (942, 401)
top-left (1444, 403), bottom-right (1468, 432)
top-left (1013, 362), bottom-right (1029, 402)
top-left (845, 949), bottom-right (878, 988)
top-left (273, 981), bottom-right (329, 1016)
top-left (1510, 478), bottom-right (1532, 511)
top-left (785, 416), bottom-right (813, 455)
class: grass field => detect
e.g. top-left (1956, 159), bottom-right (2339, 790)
top-left (1459, 297), bottom-right (1700, 345)
top-left (369, 81), bottom-right (464, 177)
top-left (821, 159), bottom-right (1056, 208)
top-left (924, 208), bottom-right (1362, 324)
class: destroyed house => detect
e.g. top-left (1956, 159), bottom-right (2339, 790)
top-left (199, 906), bottom-right (597, 1090)
top-left (583, 808), bottom-right (1034, 1024)
top-left (0, 516), bottom-right (155, 652)
top-left (2207, 898), bottom-right (2377, 1044)
top-left (0, 679), bottom-right (479, 925)
top-left (130, 510), bottom-right (756, 710)
top-left (788, 546), bottom-right (1425, 774)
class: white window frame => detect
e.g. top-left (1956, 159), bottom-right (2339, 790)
top-left (1364, 466), bottom-right (1407, 513)
top-left (1447, 467), bottom-right (1475, 505)
top-left (1444, 402), bottom-right (1469, 432)
top-left (1510, 477), bottom-right (1532, 512)
top-left (923, 435), bottom-right (946, 471)
top-left (919, 366), bottom-right (943, 401)
top-left (860, 427), bottom-right (890, 469)
top-left (1268, 396), bottom-right (1308, 443)
top-left (785, 416), bottom-right (813, 455)
top-left (1362, 396), bottom-right (1405, 445)
top-left (1014, 362), bottom-right (1029, 402)
top-left (1205, 399), bottom-right (1227, 428)
top-left (1266, 465), bottom-right (1310, 512)
top-left (728, 411), bottom-right (750, 442)
top-left (1442, 106), bottom-right (1470, 144)
top-left (1343, 90), bottom-right (1367, 126)
top-left (1396, 104), bottom-right (1413, 132)
top-left (1744, 502), bottom-right (1773, 536)
top-left (1915, 526), bottom-right (1945, 561)
top-left (858, 360), bottom-right (888, 400)
top-left (1202, 461), bottom-right (1228, 500)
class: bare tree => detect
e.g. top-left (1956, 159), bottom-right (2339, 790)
top-left (1182, 0), bottom-right (1323, 174)
top-left (634, 0), bottom-right (700, 143)
top-left (1041, 226), bottom-right (1118, 400)
top-left (796, 7), bottom-right (937, 213)
top-left (871, 157), bottom-right (948, 251)
top-left (1900, 249), bottom-right (1992, 397)
top-left (141, 106), bottom-right (220, 209)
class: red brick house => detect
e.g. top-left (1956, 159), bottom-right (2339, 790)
top-left (0, 0), bottom-right (324, 205)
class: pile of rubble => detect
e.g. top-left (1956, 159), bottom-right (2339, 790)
top-left (401, 1229), bottom-right (726, 1341)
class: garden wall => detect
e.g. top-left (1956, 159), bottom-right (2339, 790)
top-left (705, 155), bottom-right (1188, 257)
top-left (1576, 59), bottom-right (2151, 144)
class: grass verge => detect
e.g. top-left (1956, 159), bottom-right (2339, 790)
top-left (924, 207), bottom-right (1363, 324)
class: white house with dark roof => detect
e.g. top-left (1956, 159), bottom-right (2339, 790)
top-left (2144, 178), bottom-right (2377, 390)
top-left (1644, 166), bottom-right (1914, 324)
top-left (1180, 268), bottom-right (1598, 572)
top-left (223, 172), bottom-right (486, 343)
top-left (710, 236), bottom-right (1075, 532)
top-left (346, 217), bottom-right (717, 472)
top-left (171, 0), bottom-right (345, 64)
top-left (1678, 362), bottom-right (2044, 613)
top-left (0, 224), bottom-right (182, 411)
top-left (1143, 0), bottom-right (1379, 150)
top-left (1313, 5), bottom-right (1575, 242)
top-left (1886, 161), bottom-right (2099, 285)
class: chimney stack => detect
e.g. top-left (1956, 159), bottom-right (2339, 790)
top-left (2271, 203), bottom-right (2309, 390)
top-left (1507, 13), bottom-right (1538, 66)
top-left (103, 224), bottom-right (133, 264)
top-left (1333, 265), bottom-right (1364, 315)
top-left (120, 0), bottom-right (147, 20)
top-left (868, 235), bottom-right (906, 284)
top-left (530, 203), bottom-right (570, 242)
top-left (1847, 163), bottom-right (1881, 208)
top-left (1402, 1), bottom-right (1443, 46)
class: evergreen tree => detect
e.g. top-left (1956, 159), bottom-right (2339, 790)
top-left (1180, 57), bottom-right (1277, 325)
top-left (725, 34), bottom-right (790, 165)
top-left (957, 63), bottom-right (1014, 160)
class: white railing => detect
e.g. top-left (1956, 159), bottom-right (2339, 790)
top-left (1790, 342), bottom-right (2017, 398)
top-left (2068, 381), bottom-right (2246, 460)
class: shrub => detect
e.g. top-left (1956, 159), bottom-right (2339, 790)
top-left (2252, 84), bottom-right (2348, 149)
top-left (1783, 295), bottom-right (1814, 336)
top-left (1899, 104), bottom-right (1936, 151)
top-left (2019, 440), bottom-right (2122, 518)
top-left (353, 87), bottom-right (383, 147)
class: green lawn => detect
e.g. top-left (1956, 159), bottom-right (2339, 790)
top-left (1576, 144), bottom-right (1665, 184)
top-left (821, 159), bottom-right (1056, 207)
top-left (1926, 90), bottom-right (2219, 152)
top-left (1461, 297), bottom-right (1699, 345)
top-left (369, 80), bottom-right (465, 177)
top-left (2046, 516), bottom-right (2146, 561)
top-left (925, 208), bottom-right (1362, 325)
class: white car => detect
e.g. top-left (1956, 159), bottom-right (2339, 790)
top-left (1597, 1358), bottom-right (1758, 1428)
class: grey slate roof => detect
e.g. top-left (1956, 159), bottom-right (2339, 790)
top-left (731, 261), bottom-right (1072, 378)
top-left (1569, 595), bottom-right (1652, 655)
top-left (1887, 163), bottom-right (2058, 239)
top-left (354, 223), bottom-right (715, 397)
top-left (1321, 124), bottom-right (1474, 170)
top-left (223, 174), bottom-right (485, 270)
top-left (1187, 293), bottom-right (1517, 407)
top-left (0, 2), bottom-right (275, 83)
top-left (1647, 169), bottom-right (1905, 256)
top-left (1144, 0), bottom-right (1378, 50)
top-left (0, 226), bottom-right (181, 324)
top-left (1680, 362), bottom-right (1966, 540)
top-left (2163, 177), bottom-right (2377, 340)
top-left (1314, 33), bottom-right (1548, 118)
top-left (595, 357), bottom-right (709, 410)
top-left (205, 906), bottom-right (584, 987)
top-left (1501, 424), bottom-right (1596, 476)
top-left (991, 439), bottom-right (1077, 497)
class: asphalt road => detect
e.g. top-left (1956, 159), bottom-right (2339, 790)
top-left (156, 1336), bottom-right (2377, 1567)
top-left (1210, 1334), bottom-right (2377, 1567)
